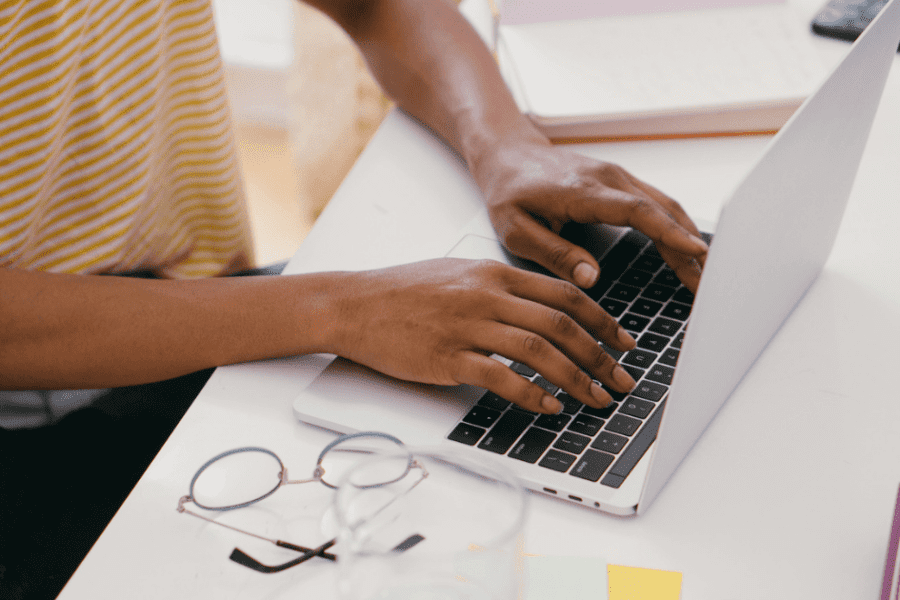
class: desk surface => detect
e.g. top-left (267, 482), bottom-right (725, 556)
top-left (60, 4), bottom-right (900, 598)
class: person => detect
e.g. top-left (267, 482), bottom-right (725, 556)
top-left (0, 0), bottom-right (708, 597)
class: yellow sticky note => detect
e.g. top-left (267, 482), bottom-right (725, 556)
top-left (607, 564), bottom-right (682, 600)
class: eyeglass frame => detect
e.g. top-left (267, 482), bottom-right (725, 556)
top-left (177, 431), bottom-right (426, 573)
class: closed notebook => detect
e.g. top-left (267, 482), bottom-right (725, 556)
top-left (492, 0), bottom-right (826, 139)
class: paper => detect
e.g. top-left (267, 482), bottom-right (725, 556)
top-left (523, 556), bottom-right (682, 600)
top-left (607, 564), bottom-right (682, 600)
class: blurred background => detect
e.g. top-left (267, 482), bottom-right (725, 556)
top-left (213, 0), bottom-right (392, 265)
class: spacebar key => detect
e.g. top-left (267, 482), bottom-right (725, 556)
top-left (477, 410), bottom-right (535, 454)
top-left (601, 399), bottom-right (667, 488)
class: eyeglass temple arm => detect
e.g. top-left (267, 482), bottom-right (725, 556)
top-left (229, 539), bottom-right (337, 574)
top-left (178, 496), bottom-right (337, 561)
top-left (276, 540), bottom-right (336, 561)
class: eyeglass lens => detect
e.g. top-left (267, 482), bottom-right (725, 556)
top-left (191, 448), bottom-right (283, 510)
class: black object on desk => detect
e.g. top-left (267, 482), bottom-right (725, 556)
top-left (812, 0), bottom-right (900, 50)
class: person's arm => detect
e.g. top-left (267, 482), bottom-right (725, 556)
top-left (304, 0), bottom-right (708, 290)
top-left (0, 261), bottom-right (638, 414)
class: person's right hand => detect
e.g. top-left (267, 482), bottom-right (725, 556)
top-left (324, 258), bottom-right (639, 415)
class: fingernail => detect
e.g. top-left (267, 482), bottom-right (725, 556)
top-left (541, 395), bottom-right (563, 414)
top-left (617, 327), bottom-right (636, 348)
top-left (689, 234), bottom-right (709, 252)
top-left (573, 262), bottom-right (598, 288)
top-left (590, 381), bottom-right (613, 407)
top-left (613, 365), bottom-right (636, 391)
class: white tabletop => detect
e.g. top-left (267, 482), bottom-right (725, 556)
top-left (60, 5), bottom-right (900, 598)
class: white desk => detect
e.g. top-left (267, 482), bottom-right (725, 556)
top-left (60, 6), bottom-right (900, 598)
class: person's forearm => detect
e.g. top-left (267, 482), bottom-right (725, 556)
top-left (309, 0), bottom-right (549, 174)
top-left (0, 269), bottom-right (347, 390)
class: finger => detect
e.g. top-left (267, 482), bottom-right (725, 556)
top-left (472, 320), bottom-right (636, 408)
top-left (625, 173), bottom-right (704, 239)
top-left (658, 246), bottom-right (703, 293)
top-left (502, 270), bottom-right (635, 352)
top-left (454, 352), bottom-right (573, 414)
top-left (573, 186), bottom-right (708, 259)
top-left (500, 213), bottom-right (602, 288)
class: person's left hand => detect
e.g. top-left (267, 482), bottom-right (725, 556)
top-left (472, 138), bottom-right (709, 293)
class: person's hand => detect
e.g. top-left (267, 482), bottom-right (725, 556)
top-left (326, 258), bottom-right (638, 414)
top-left (474, 139), bottom-right (709, 292)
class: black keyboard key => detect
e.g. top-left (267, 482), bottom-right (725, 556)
top-left (478, 410), bottom-right (535, 454)
top-left (606, 387), bottom-right (629, 403)
top-left (608, 284), bottom-right (641, 303)
top-left (606, 414), bottom-right (642, 436)
top-left (598, 298), bottom-right (627, 317)
top-left (539, 449), bottom-right (577, 473)
top-left (662, 302), bottom-right (691, 321)
top-left (598, 246), bottom-right (639, 280)
top-left (580, 402), bottom-right (618, 420)
top-left (659, 348), bottom-right (680, 367)
top-left (567, 414), bottom-right (604, 436)
top-left (602, 400), bottom-right (667, 488)
top-left (631, 299), bottom-right (663, 317)
top-left (619, 268), bottom-right (653, 288)
top-left (556, 392), bottom-right (582, 415)
top-left (532, 376), bottom-right (559, 396)
top-left (477, 392), bottom-right (511, 412)
top-left (637, 332), bottom-right (669, 353)
top-left (586, 275), bottom-right (616, 301)
top-left (622, 349), bottom-right (657, 370)
top-left (554, 431), bottom-right (591, 454)
top-left (648, 317), bottom-right (681, 337)
top-left (619, 313), bottom-right (650, 333)
top-left (462, 406), bottom-right (502, 428)
top-left (620, 397), bottom-right (655, 419)
top-left (599, 341), bottom-right (624, 362)
top-left (448, 422), bottom-right (486, 446)
top-left (534, 413), bottom-right (571, 432)
top-left (653, 268), bottom-right (680, 287)
top-left (632, 254), bottom-right (663, 272)
top-left (641, 283), bottom-right (676, 303)
top-left (510, 362), bottom-right (536, 377)
top-left (509, 427), bottom-right (557, 464)
top-left (591, 431), bottom-right (628, 454)
top-left (646, 364), bottom-right (675, 385)
top-left (673, 287), bottom-right (695, 305)
top-left (570, 450), bottom-right (615, 482)
top-left (622, 364), bottom-right (645, 382)
top-left (632, 380), bottom-right (668, 402)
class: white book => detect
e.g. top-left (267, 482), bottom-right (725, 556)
top-left (491, 1), bottom-right (826, 139)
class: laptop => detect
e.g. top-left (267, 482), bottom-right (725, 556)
top-left (293, 0), bottom-right (900, 516)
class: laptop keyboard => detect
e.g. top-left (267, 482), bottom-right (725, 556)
top-left (447, 228), bottom-right (705, 489)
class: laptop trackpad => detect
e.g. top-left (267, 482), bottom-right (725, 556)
top-left (294, 357), bottom-right (482, 445)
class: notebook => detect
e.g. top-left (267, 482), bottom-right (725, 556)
top-left (491, 2), bottom-right (826, 139)
top-left (292, 0), bottom-right (900, 516)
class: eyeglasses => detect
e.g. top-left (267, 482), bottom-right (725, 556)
top-left (177, 431), bottom-right (427, 573)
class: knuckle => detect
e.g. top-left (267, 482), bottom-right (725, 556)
top-left (521, 333), bottom-right (546, 354)
top-left (545, 243), bottom-right (571, 271)
top-left (549, 308), bottom-right (579, 338)
top-left (566, 363), bottom-right (593, 390)
top-left (473, 357), bottom-right (505, 388)
top-left (557, 280), bottom-right (585, 306)
top-left (591, 345), bottom-right (620, 372)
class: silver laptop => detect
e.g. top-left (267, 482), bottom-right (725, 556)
top-left (293, 0), bottom-right (900, 516)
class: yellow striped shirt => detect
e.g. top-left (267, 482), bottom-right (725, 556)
top-left (0, 0), bottom-right (254, 278)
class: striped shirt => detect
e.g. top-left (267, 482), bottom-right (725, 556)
top-left (0, 0), bottom-right (254, 278)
